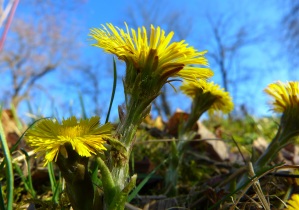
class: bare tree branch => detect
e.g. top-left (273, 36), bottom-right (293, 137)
top-left (0, 8), bottom-right (81, 108)
top-left (281, 1), bottom-right (299, 67)
top-left (206, 13), bottom-right (260, 93)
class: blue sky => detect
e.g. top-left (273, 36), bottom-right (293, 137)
top-left (5, 0), bottom-right (298, 121)
top-left (81, 0), bottom-right (297, 116)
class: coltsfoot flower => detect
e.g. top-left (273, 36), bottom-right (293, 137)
top-left (285, 194), bottom-right (299, 210)
top-left (89, 23), bottom-right (213, 98)
top-left (180, 79), bottom-right (234, 114)
top-left (264, 81), bottom-right (299, 113)
top-left (26, 116), bottom-right (113, 165)
top-left (264, 81), bottom-right (299, 145)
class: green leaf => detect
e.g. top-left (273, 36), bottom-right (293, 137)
top-left (107, 138), bottom-right (126, 153)
top-left (127, 159), bottom-right (167, 202)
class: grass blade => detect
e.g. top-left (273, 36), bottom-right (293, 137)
top-left (105, 57), bottom-right (117, 124)
top-left (208, 163), bottom-right (286, 210)
top-left (127, 159), bottom-right (167, 202)
top-left (78, 92), bottom-right (87, 119)
top-left (48, 162), bottom-right (60, 203)
top-left (13, 162), bottom-right (36, 198)
top-left (21, 149), bottom-right (36, 198)
top-left (0, 182), bottom-right (6, 210)
top-left (0, 110), bottom-right (14, 210)
top-left (48, 162), bottom-right (56, 191)
top-left (52, 178), bottom-right (62, 204)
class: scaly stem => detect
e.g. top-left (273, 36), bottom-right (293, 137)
top-left (107, 96), bottom-right (149, 209)
top-left (112, 101), bottom-right (140, 190)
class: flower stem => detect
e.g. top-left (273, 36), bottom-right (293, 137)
top-left (253, 140), bottom-right (280, 172)
top-left (237, 130), bottom-right (282, 189)
top-left (107, 95), bottom-right (151, 209)
top-left (56, 146), bottom-right (94, 210)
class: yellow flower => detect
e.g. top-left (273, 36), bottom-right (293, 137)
top-left (26, 116), bottom-right (112, 165)
top-left (89, 23), bottom-right (213, 96)
top-left (264, 81), bottom-right (299, 145)
top-left (285, 194), bottom-right (299, 210)
top-left (264, 81), bottom-right (299, 113)
top-left (180, 79), bottom-right (234, 114)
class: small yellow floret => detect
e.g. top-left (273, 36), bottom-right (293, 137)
top-left (26, 116), bottom-right (113, 165)
top-left (180, 79), bottom-right (234, 114)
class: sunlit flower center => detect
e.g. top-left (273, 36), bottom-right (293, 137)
top-left (59, 125), bottom-right (86, 138)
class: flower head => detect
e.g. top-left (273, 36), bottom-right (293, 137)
top-left (264, 81), bottom-right (299, 145)
top-left (264, 81), bottom-right (299, 113)
top-left (89, 23), bottom-right (213, 97)
top-left (26, 116), bottom-right (112, 165)
top-left (180, 79), bottom-right (234, 114)
top-left (285, 194), bottom-right (299, 210)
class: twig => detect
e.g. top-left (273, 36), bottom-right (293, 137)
top-left (0, 0), bottom-right (19, 51)
top-left (0, 150), bottom-right (35, 163)
top-left (248, 162), bottom-right (271, 210)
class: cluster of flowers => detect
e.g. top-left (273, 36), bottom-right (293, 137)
top-left (24, 23), bottom-right (299, 209)
top-left (26, 23), bottom-right (236, 165)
